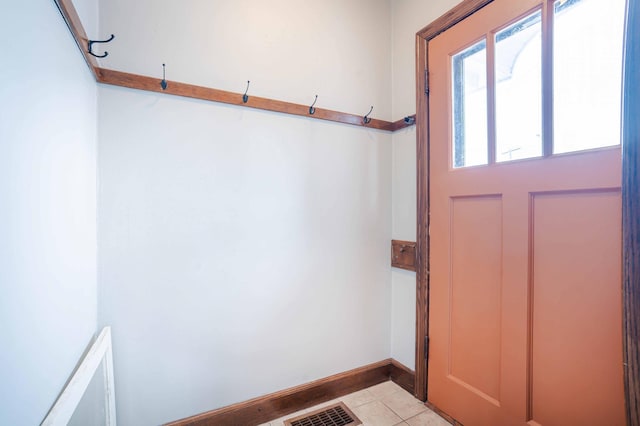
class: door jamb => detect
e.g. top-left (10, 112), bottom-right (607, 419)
top-left (621, 0), bottom-right (640, 423)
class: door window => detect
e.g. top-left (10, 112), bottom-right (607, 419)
top-left (451, 0), bottom-right (626, 169)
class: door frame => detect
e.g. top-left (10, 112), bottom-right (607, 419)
top-left (413, 1), bottom-right (640, 424)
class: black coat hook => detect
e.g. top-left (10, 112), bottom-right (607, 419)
top-left (309, 95), bottom-right (318, 115)
top-left (363, 106), bottom-right (374, 124)
top-left (243, 81), bottom-right (250, 103)
top-left (160, 64), bottom-right (168, 90)
top-left (88, 34), bottom-right (114, 58)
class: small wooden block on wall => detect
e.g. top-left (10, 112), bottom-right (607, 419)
top-left (391, 240), bottom-right (416, 271)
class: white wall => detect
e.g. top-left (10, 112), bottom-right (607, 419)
top-left (0, 0), bottom-right (98, 424)
top-left (389, 0), bottom-right (462, 369)
top-left (97, 1), bottom-right (392, 424)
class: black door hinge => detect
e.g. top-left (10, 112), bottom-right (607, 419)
top-left (424, 69), bottom-right (429, 95)
top-left (424, 335), bottom-right (430, 360)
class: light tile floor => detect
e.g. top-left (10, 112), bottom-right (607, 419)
top-left (259, 381), bottom-right (450, 426)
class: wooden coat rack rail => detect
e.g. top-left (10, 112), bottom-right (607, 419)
top-left (54, 0), bottom-right (416, 132)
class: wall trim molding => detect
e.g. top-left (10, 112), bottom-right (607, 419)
top-left (53, 0), bottom-right (100, 79)
top-left (165, 359), bottom-right (415, 426)
top-left (96, 68), bottom-right (398, 131)
top-left (389, 358), bottom-right (416, 395)
top-left (53, 0), bottom-right (415, 133)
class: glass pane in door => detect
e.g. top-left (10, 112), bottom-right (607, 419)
top-left (495, 10), bottom-right (543, 163)
top-left (452, 39), bottom-right (488, 168)
top-left (553, 0), bottom-right (626, 154)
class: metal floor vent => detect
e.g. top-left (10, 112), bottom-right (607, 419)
top-left (283, 402), bottom-right (362, 426)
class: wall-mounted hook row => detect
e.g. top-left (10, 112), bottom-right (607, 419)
top-left (56, 0), bottom-right (418, 133)
top-left (97, 68), bottom-right (418, 132)
top-left (363, 106), bottom-right (374, 125)
top-left (88, 34), bottom-right (114, 58)
top-left (309, 95), bottom-right (318, 115)
top-left (243, 81), bottom-right (250, 103)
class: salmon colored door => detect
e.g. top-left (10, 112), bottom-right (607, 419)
top-left (427, 0), bottom-right (626, 425)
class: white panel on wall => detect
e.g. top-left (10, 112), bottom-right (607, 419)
top-left (0, 0), bottom-right (98, 424)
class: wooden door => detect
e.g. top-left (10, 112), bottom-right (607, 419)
top-left (427, 0), bottom-right (626, 425)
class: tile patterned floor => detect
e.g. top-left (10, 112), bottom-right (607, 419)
top-left (259, 381), bottom-right (451, 426)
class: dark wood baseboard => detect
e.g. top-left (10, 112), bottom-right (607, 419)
top-left (166, 359), bottom-right (416, 426)
top-left (166, 359), bottom-right (400, 426)
top-left (389, 359), bottom-right (415, 395)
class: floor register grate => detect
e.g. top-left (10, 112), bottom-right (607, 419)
top-left (283, 402), bottom-right (362, 426)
